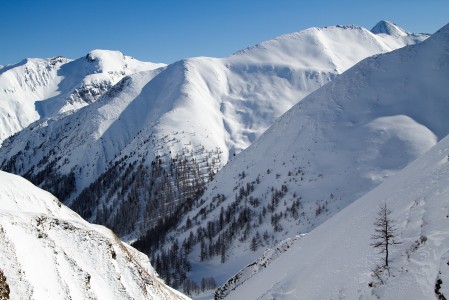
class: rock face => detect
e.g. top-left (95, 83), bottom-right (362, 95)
top-left (0, 171), bottom-right (189, 300)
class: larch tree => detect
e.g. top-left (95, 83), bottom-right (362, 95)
top-left (370, 201), bottom-right (401, 270)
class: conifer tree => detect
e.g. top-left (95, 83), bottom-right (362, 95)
top-left (370, 201), bottom-right (401, 269)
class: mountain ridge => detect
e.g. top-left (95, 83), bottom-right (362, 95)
top-left (0, 49), bottom-right (165, 143)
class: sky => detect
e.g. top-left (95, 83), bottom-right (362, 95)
top-left (1, 0), bottom-right (448, 66)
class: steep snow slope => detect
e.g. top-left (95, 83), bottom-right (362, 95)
top-left (219, 117), bottom-right (449, 300)
top-left (0, 22), bottom-right (427, 240)
top-left (0, 50), bottom-right (165, 143)
top-left (0, 171), bottom-right (188, 300)
top-left (150, 22), bottom-right (449, 289)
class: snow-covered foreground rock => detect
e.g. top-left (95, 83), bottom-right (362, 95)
top-left (0, 171), bottom-right (188, 300)
top-left (147, 22), bottom-right (449, 290)
top-left (0, 50), bottom-right (165, 143)
top-left (219, 115), bottom-right (449, 300)
top-left (0, 22), bottom-right (427, 242)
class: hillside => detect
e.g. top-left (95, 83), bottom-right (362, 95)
top-left (0, 49), bottom-right (165, 143)
top-left (140, 22), bottom-right (449, 290)
top-left (0, 170), bottom-right (188, 300)
top-left (217, 114), bottom-right (449, 300)
top-left (0, 22), bottom-right (428, 247)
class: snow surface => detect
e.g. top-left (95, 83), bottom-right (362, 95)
top-left (0, 171), bottom-right (189, 300)
top-left (222, 109), bottom-right (449, 300)
top-left (0, 50), bottom-right (165, 143)
top-left (157, 22), bottom-right (449, 293)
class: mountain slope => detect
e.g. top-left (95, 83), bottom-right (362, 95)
top-left (0, 50), bottom-right (165, 143)
top-left (0, 23), bottom-right (428, 242)
top-left (218, 115), bottom-right (449, 300)
top-left (144, 22), bottom-right (449, 289)
top-left (0, 170), bottom-right (188, 300)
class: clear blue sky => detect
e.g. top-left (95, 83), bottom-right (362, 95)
top-left (1, 0), bottom-right (448, 66)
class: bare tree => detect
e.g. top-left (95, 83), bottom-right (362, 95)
top-left (371, 201), bottom-right (401, 269)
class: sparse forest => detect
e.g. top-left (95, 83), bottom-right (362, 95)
top-left (132, 166), bottom-right (311, 293)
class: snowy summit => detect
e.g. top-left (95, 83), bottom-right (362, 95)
top-left (371, 20), bottom-right (410, 37)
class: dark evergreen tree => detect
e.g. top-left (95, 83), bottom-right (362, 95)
top-left (250, 236), bottom-right (258, 251)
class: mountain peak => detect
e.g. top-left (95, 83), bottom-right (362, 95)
top-left (371, 20), bottom-right (408, 37)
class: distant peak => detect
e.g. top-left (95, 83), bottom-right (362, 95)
top-left (371, 20), bottom-right (409, 37)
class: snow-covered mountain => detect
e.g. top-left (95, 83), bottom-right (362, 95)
top-left (0, 49), bottom-right (165, 143)
top-left (0, 22), bottom-right (427, 243)
top-left (217, 116), bottom-right (449, 300)
top-left (0, 170), bottom-right (188, 300)
top-left (134, 22), bottom-right (449, 291)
